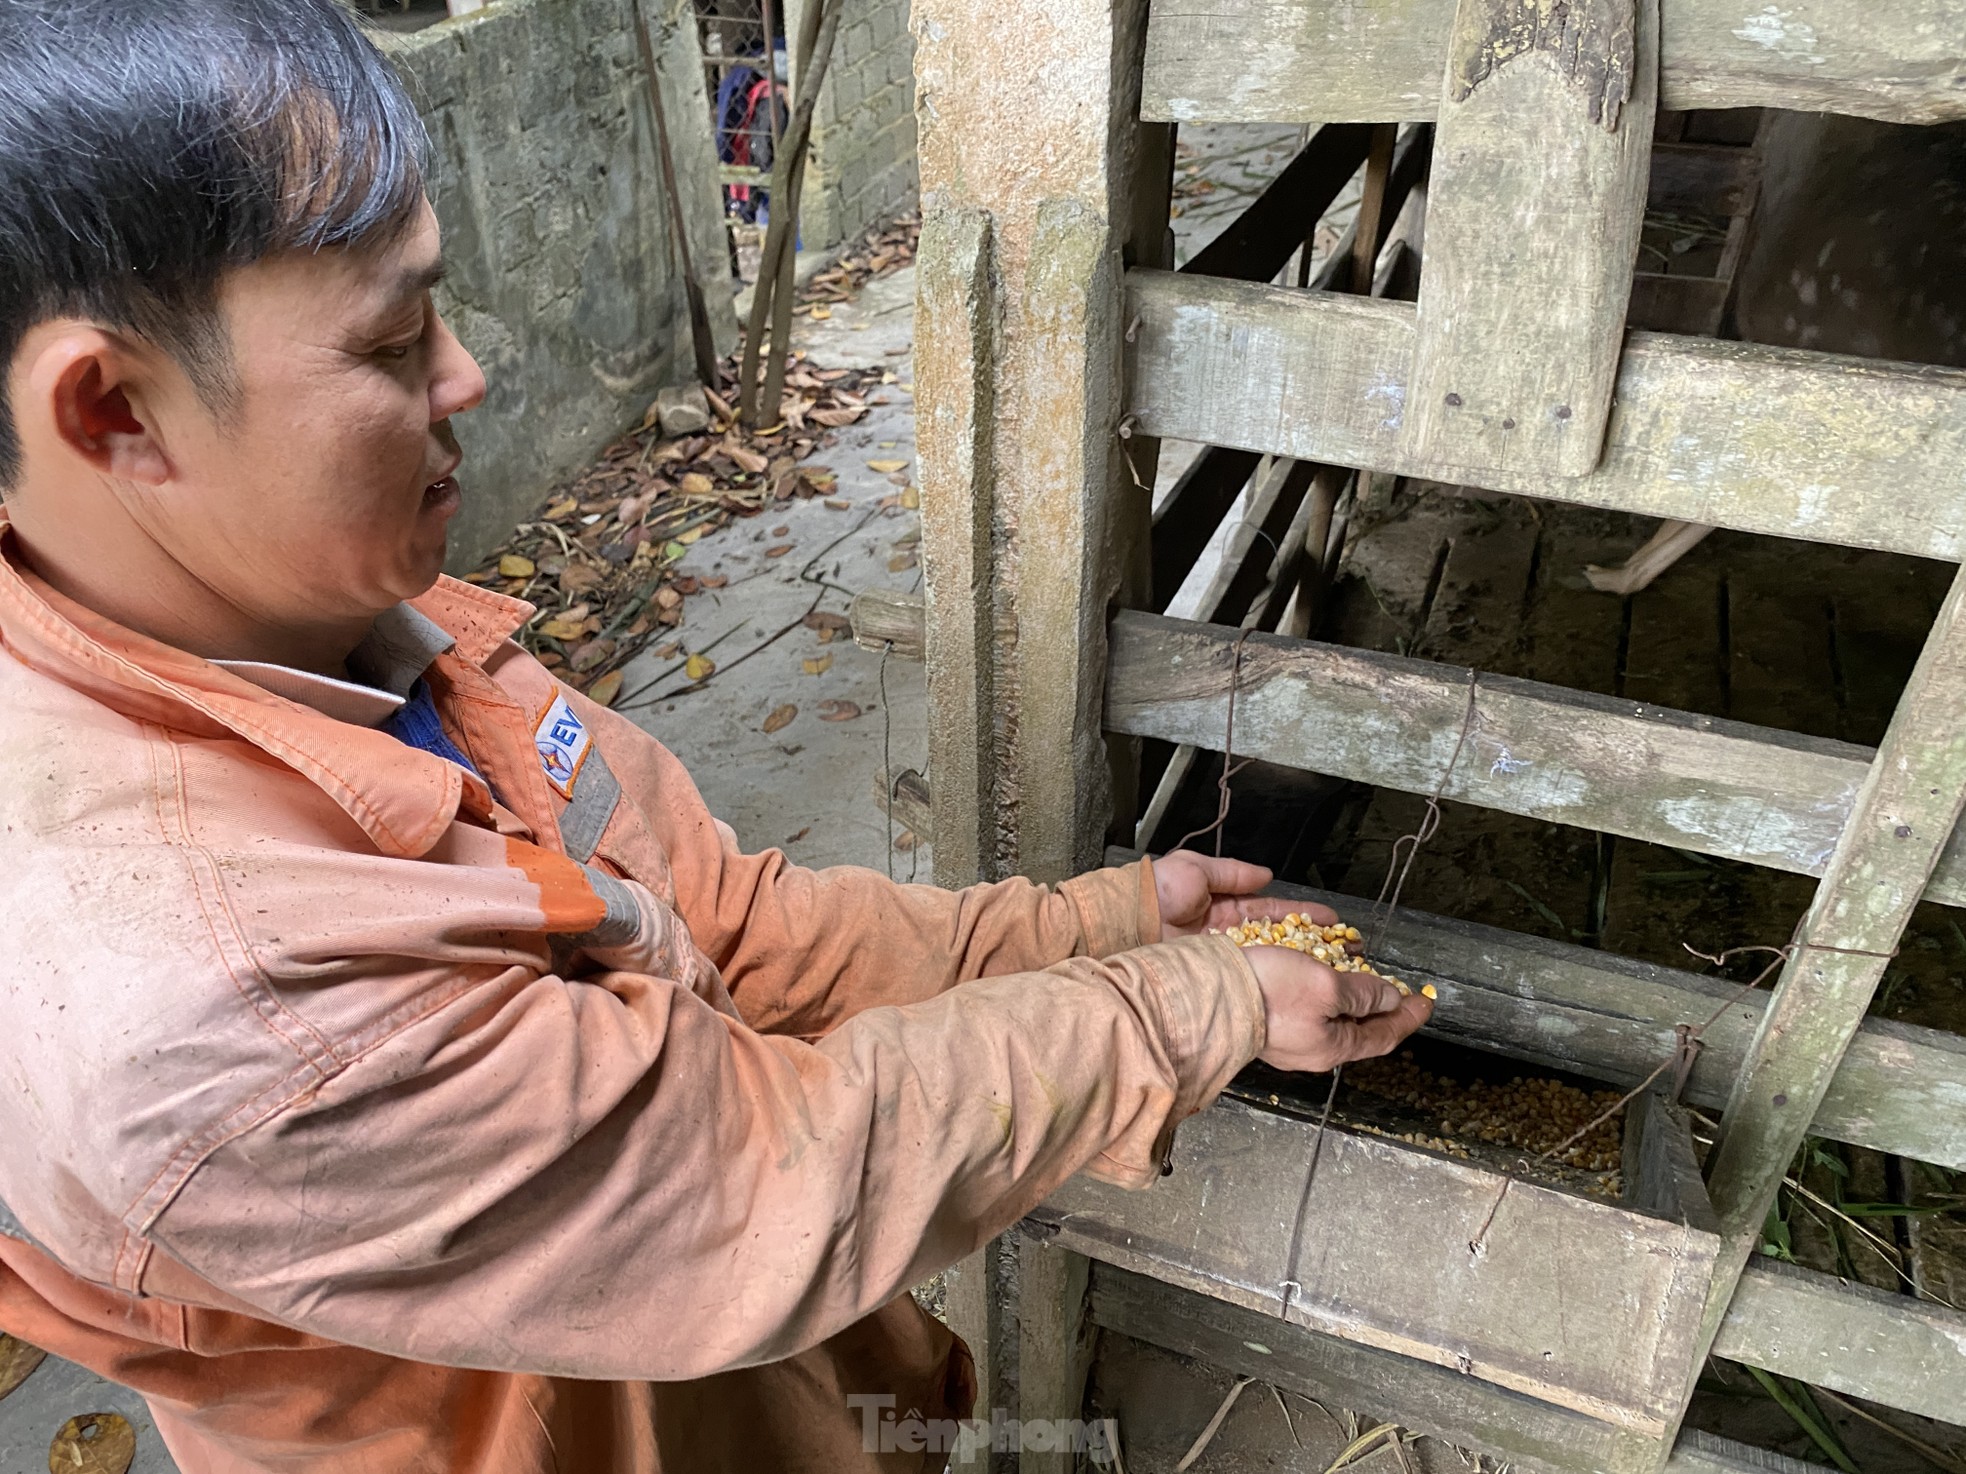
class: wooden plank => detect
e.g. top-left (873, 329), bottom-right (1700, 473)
top-left (1181, 124), bottom-right (1375, 283)
top-left (942, 1244), bottom-right (1003, 1470)
top-left (1105, 611), bottom-right (1966, 913)
top-left (1087, 1262), bottom-right (1667, 1474)
top-left (1017, 1236), bottom-right (1093, 1474)
top-left (1105, 847), bottom-right (1966, 1172)
top-left (849, 586), bottom-right (927, 660)
top-left (1151, 447), bottom-right (1262, 612)
top-left (1122, 269), bottom-right (1966, 563)
top-left (915, 205), bottom-right (995, 883)
top-left (1140, 0), bottom-right (1966, 127)
top-left (1647, 140), bottom-right (1761, 216)
top-left (1691, 562), bottom-right (1966, 1429)
top-left (1036, 1095), bottom-right (1719, 1432)
top-left (1090, 1264), bottom-right (1835, 1474)
top-left (1404, 0), bottom-right (1656, 477)
top-left (1627, 272), bottom-right (1731, 334)
top-left (1713, 1259), bottom-right (1966, 1424)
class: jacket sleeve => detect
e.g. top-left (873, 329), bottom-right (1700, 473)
top-left (145, 933), bottom-right (1265, 1381)
top-left (589, 699), bottom-right (1162, 1037)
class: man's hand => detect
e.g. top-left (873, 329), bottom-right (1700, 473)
top-left (1155, 850), bottom-right (1339, 939)
top-left (1243, 945), bottom-right (1432, 1073)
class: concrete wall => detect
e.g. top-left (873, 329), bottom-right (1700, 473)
top-left (387, 0), bottom-right (736, 570)
top-left (788, 0), bottom-right (919, 251)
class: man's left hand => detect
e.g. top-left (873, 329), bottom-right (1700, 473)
top-left (1153, 850), bottom-right (1340, 939)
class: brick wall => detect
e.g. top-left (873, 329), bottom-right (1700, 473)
top-left (788, 0), bottom-right (918, 251)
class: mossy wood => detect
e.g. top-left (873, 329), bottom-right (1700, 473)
top-left (1036, 1092), bottom-right (1719, 1433)
top-left (1106, 612), bottom-right (1966, 911)
top-left (1123, 271), bottom-right (1966, 562)
top-left (1140, 0), bottom-right (1966, 125)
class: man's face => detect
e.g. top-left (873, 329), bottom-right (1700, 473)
top-left (149, 199), bottom-right (485, 628)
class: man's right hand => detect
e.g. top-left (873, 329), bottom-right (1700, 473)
top-left (1242, 944), bottom-right (1432, 1074)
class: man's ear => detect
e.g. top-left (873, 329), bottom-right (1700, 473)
top-left (33, 328), bottom-right (174, 485)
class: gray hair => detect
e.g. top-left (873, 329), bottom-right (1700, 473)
top-left (0, 0), bottom-right (430, 485)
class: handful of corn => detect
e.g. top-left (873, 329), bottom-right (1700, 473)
top-left (1218, 913), bottom-right (1437, 1000)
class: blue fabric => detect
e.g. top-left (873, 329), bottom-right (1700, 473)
top-left (382, 679), bottom-right (481, 779)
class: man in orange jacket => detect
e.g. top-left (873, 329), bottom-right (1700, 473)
top-left (0, 2), bottom-right (1431, 1469)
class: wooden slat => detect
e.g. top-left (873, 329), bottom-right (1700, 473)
top-left (1181, 124), bottom-right (1375, 282)
top-left (1714, 1259), bottom-right (1966, 1425)
top-left (1105, 847), bottom-right (1966, 1171)
top-left (1648, 140), bottom-right (1761, 216)
top-left (1404, 0), bottom-right (1656, 477)
top-left (1150, 447), bottom-right (1261, 611)
top-left (1105, 612), bottom-right (1966, 913)
top-left (1141, 0), bottom-right (1966, 127)
top-left (1122, 270), bottom-right (1966, 562)
top-left (1086, 1261), bottom-right (1666, 1474)
top-left (1694, 562), bottom-right (1966, 1387)
top-left (1087, 1262), bottom-right (1898, 1474)
top-left (848, 586), bottom-right (928, 659)
top-left (1628, 272), bottom-right (1731, 334)
top-left (1037, 1095), bottom-right (1719, 1432)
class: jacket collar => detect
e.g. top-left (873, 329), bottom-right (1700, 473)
top-left (0, 514), bottom-right (532, 859)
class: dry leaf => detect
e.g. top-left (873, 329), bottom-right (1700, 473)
top-left (0, 1334), bottom-right (46, 1401)
top-left (726, 443), bottom-right (769, 474)
top-left (810, 304), bottom-right (832, 320)
top-left (559, 562), bottom-right (605, 596)
top-left (540, 615), bottom-right (588, 642)
top-left (764, 544), bottom-right (793, 558)
top-left (817, 698), bottom-right (862, 721)
top-left (899, 485), bottom-right (921, 510)
top-left (887, 552), bottom-right (919, 573)
top-left (680, 471), bottom-right (716, 498)
top-left (763, 703), bottom-right (798, 734)
top-left (569, 638), bottom-right (616, 673)
top-left (48, 1413), bottom-right (135, 1474)
top-left (892, 830), bottom-right (920, 852)
top-left (785, 826), bottom-right (811, 843)
top-left (654, 642), bottom-right (681, 659)
top-left (677, 524), bottom-right (709, 545)
top-left (544, 497), bottom-right (580, 521)
top-left (809, 406), bottom-right (864, 428)
top-left (700, 574), bottom-right (729, 589)
top-left (824, 498), bottom-right (851, 511)
top-left (685, 653), bottom-right (715, 681)
top-left (654, 586), bottom-right (683, 611)
top-left (498, 554), bottom-right (536, 579)
top-left (586, 670), bottom-right (624, 708)
top-left (803, 611), bottom-right (852, 634)
top-left (866, 458), bottom-right (907, 474)
top-left (802, 653), bottom-right (833, 676)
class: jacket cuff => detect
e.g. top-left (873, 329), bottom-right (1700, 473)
top-left (1059, 858), bottom-right (1159, 959)
top-left (1137, 934), bottom-right (1267, 1119)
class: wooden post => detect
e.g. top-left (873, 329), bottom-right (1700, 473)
top-left (912, 0), bottom-right (1163, 883)
top-left (1405, 0), bottom-right (1657, 478)
top-left (1017, 1233), bottom-right (1095, 1474)
top-left (1658, 560), bottom-right (1966, 1458)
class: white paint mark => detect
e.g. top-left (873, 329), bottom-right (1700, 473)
top-left (1243, 1341), bottom-right (1273, 1355)
top-left (1490, 748), bottom-right (1531, 777)
top-left (1794, 482), bottom-right (1836, 525)
top-left (1733, 7), bottom-right (1825, 64)
top-left (1365, 375), bottom-right (1406, 430)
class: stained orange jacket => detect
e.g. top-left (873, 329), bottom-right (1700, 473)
top-left (0, 511), bottom-right (1267, 1472)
